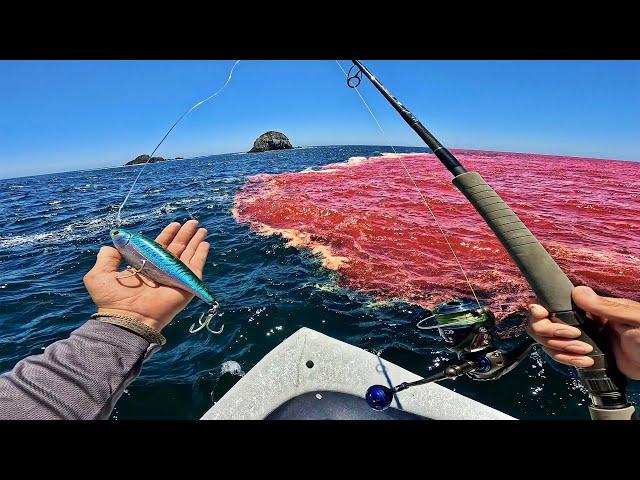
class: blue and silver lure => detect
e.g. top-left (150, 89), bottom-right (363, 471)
top-left (110, 228), bottom-right (223, 334)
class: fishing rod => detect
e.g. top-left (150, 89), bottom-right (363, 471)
top-left (350, 59), bottom-right (635, 420)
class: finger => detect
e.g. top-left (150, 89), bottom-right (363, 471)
top-left (528, 303), bottom-right (549, 320)
top-left (573, 286), bottom-right (640, 325)
top-left (166, 220), bottom-right (199, 258)
top-left (189, 241), bottom-right (210, 278)
top-left (541, 346), bottom-right (595, 368)
top-left (538, 337), bottom-right (593, 355)
top-left (601, 296), bottom-right (640, 308)
top-left (527, 304), bottom-right (581, 338)
top-left (610, 330), bottom-right (640, 380)
top-left (92, 246), bottom-right (123, 274)
top-left (155, 222), bottom-right (181, 247)
top-left (180, 227), bottom-right (208, 264)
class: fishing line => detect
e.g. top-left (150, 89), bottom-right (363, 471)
top-left (183, 204), bottom-right (197, 220)
top-left (335, 60), bottom-right (480, 306)
top-left (115, 60), bottom-right (241, 226)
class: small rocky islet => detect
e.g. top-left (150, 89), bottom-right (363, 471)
top-left (125, 154), bottom-right (171, 166)
top-left (248, 131), bottom-right (294, 153)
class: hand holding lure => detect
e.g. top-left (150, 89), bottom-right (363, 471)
top-left (110, 60), bottom-right (241, 335)
top-left (111, 228), bottom-right (223, 334)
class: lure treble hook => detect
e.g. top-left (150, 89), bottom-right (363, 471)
top-left (115, 260), bottom-right (147, 279)
top-left (189, 301), bottom-right (223, 335)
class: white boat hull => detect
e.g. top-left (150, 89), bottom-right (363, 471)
top-left (201, 327), bottom-right (514, 420)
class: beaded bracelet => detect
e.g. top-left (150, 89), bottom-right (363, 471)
top-left (91, 312), bottom-right (166, 346)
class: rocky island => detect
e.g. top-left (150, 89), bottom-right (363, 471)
top-left (125, 154), bottom-right (189, 166)
top-left (248, 131), bottom-right (293, 153)
top-left (125, 154), bottom-right (169, 166)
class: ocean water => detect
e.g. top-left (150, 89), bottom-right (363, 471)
top-left (0, 145), bottom-right (638, 419)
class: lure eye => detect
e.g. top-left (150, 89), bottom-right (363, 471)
top-left (112, 230), bottom-right (119, 235)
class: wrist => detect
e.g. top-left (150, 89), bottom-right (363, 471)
top-left (92, 311), bottom-right (167, 346)
top-left (96, 308), bottom-right (169, 332)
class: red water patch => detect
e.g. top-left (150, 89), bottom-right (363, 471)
top-left (233, 150), bottom-right (640, 319)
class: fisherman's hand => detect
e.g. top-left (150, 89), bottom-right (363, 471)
top-left (526, 286), bottom-right (640, 379)
top-left (83, 220), bottom-right (209, 332)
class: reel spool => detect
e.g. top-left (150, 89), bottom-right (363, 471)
top-left (417, 298), bottom-right (495, 354)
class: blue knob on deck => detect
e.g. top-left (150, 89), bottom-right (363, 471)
top-left (365, 384), bottom-right (395, 410)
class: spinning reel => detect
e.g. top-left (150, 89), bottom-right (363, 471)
top-left (366, 298), bottom-right (534, 411)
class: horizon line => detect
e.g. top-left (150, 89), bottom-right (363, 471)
top-left (1, 143), bottom-right (638, 181)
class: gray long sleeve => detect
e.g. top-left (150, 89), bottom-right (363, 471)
top-left (0, 319), bottom-right (161, 420)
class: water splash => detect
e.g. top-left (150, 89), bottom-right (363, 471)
top-left (220, 360), bottom-right (245, 377)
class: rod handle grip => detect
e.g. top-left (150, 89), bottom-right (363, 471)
top-left (452, 172), bottom-right (631, 412)
top-left (589, 405), bottom-right (636, 420)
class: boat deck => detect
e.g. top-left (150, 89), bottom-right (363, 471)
top-left (201, 327), bottom-right (513, 420)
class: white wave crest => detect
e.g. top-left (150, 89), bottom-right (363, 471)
top-left (220, 360), bottom-right (245, 377)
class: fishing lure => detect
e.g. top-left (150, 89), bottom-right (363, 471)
top-left (110, 228), bottom-right (223, 334)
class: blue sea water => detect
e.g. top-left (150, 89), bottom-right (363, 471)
top-left (0, 145), bottom-right (630, 420)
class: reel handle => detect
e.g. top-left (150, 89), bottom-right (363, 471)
top-left (453, 171), bottom-right (634, 419)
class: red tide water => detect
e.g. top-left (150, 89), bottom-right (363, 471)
top-left (233, 150), bottom-right (640, 319)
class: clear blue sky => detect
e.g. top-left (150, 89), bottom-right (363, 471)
top-left (1, 60), bottom-right (638, 179)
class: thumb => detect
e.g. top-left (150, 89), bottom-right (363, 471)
top-left (572, 286), bottom-right (640, 325)
top-left (92, 246), bottom-right (123, 274)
